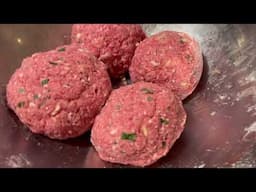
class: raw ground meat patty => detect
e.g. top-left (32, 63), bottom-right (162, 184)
top-left (6, 44), bottom-right (112, 140)
top-left (71, 24), bottom-right (146, 78)
top-left (129, 31), bottom-right (203, 100)
top-left (91, 82), bottom-right (186, 167)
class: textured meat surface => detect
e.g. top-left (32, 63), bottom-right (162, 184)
top-left (6, 44), bottom-right (112, 140)
top-left (71, 24), bottom-right (146, 78)
top-left (91, 82), bottom-right (186, 167)
top-left (129, 31), bottom-right (203, 100)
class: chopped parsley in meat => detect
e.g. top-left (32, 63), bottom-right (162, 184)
top-left (141, 88), bottom-right (154, 94)
top-left (49, 61), bottom-right (58, 66)
top-left (41, 79), bottom-right (49, 86)
top-left (33, 94), bottom-right (39, 99)
top-left (147, 96), bottom-right (153, 102)
top-left (121, 132), bottom-right (136, 141)
top-left (160, 117), bottom-right (169, 125)
top-left (18, 88), bottom-right (25, 93)
top-left (57, 47), bottom-right (66, 52)
top-left (17, 101), bottom-right (25, 108)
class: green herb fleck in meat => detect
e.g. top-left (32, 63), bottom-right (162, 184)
top-left (121, 132), bottom-right (136, 141)
top-left (141, 88), bottom-right (154, 94)
top-left (18, 88), bottom-right (25, 93)
top-left (57, 47), bottom-right (66, 52)
top-left (41, 79), bottom-right (49, 86)
top-left (17, 101), bottom-right (25, 108)
top-left (162, 141), bottom-right (166, 147)
top-left (147, 96), bottom-right (153, 102)
top-left (33, 94), bottom-right (39, 99)
top-left (160, 117), bottom-right (169, 125)
top-left (49, 61), bottom-right (58, 66)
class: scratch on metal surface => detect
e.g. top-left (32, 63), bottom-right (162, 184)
top-left (193, 162), bottom-right (206, 168)
top-left (231, 148), bottom-right (256, 168)
top-left (247, 104), bottom-right (256, 117)
top-left (5, 153), bottom-right (31, 168)
top-left (242, 121), bottom-right (256, 142)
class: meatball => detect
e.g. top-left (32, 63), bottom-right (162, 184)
top-left (91, 82), bottom-right (186, 167)
top-left (71, 24), bottom-right (146, 78)
top-left (129, 31), bottom-right (203, 100)
top-left (6, 44), bottom-right (112, 140)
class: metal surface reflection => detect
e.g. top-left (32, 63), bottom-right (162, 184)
top-left (0, 24), bottom-right (255, 168)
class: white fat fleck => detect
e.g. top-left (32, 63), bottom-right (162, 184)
top-left (29, 102), bottom-right (36, 107)
top-left (68, 130), bottom-right (73, 134)
top-left (51, 104), bottom-right (61, 116)
top-left (219, 94), bottom-right (227, 100)
top-left (210, 111), bottom-right (216, 116)
top-left (19, 73), bottom-right (23, 77)
top-left (142, 126), bottom-right (148, 137)
top-left (110, 129), bottom-right (117, 135)
top-left (68, 113), bottom-right (73, 121)
top-left (180, 82), bottom-right (188, 87)
top-left (76, 33), bottom-right (81, 39)
top-left (112, 145), bottom-right (117, 151)
top-left (165, 60), bottom-right (172, 66)
top-left (99, 52), bottom-right (111, 60)
top-left (151, 60), bottom-right (160, 66)
top-left (243, 121), bottom-right (256, 141)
